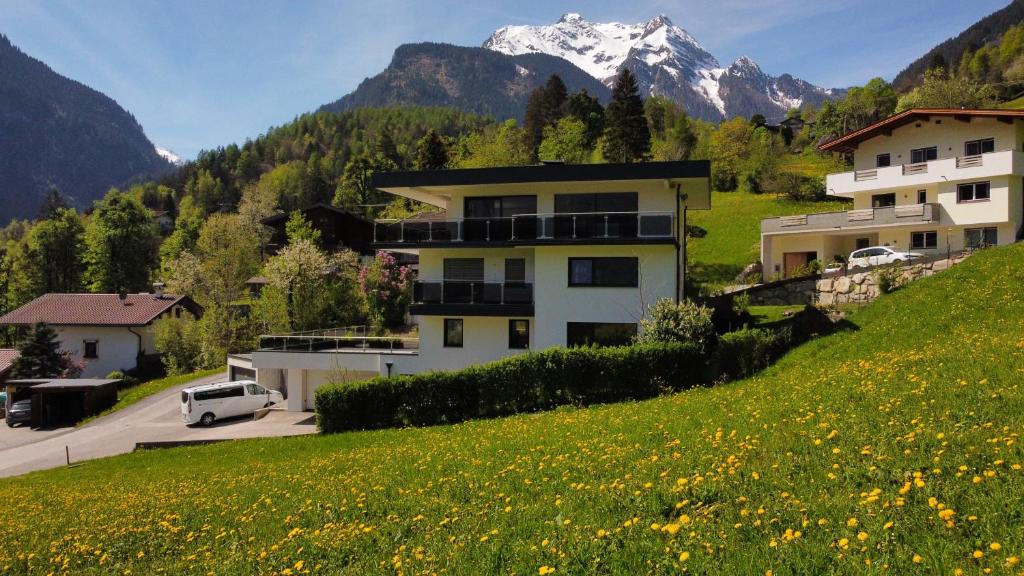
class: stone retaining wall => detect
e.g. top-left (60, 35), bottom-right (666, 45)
top-left (738, 254), bottom-right (970, 307)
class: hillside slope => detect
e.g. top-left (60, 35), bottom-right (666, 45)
top-left (893, 0), bottom-right (1024, 91)
top-left (0, 34), bottom-right (172, 223)
top-left (2, 244), bottom-right (1024, 574)
top-left (319, 43), bottom-right (611, 122)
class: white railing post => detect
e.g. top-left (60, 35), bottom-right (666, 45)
top-left (400, 221), bottom-right (405, 243)
top-left (604, 215), bottom-right (609, 238)
top-left (572, 215), bottom-right (577, 239)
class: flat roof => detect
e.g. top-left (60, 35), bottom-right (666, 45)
top-left (371, 161), bottom-right (712, 210)
top-left (818, 108), bottom-right (1024, 153)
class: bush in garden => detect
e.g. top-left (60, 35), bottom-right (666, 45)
top-left (359, 250), bottom-right (412, 330)
top-left (635, 298), bottom-right (716, 353)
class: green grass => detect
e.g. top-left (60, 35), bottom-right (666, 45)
top-left (689, 189), bottom-right (849, 290)
top-left (3, 245), bottom-right (1024, 574)
top-left (1000, 95), bottom-right (1024, 109)
top-left (78, 367), bottom-right (224, 426)
top-left (747, 304), bottom-right (805, 326)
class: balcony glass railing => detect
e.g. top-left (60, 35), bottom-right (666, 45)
top-left (374, 211), bottom-right (675, 244)
top-left (413, 281), bottom-right (533, 305)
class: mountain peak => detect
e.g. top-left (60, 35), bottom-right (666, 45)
top-left (645, 14), bottom-right (673, 29)
top-left (558, 12), bottom-right (585, 24)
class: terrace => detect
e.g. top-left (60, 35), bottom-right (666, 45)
top-left (761, 203), bottom-right (940, 235)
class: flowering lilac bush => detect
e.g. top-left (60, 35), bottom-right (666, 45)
top-left (359, 250), bottom-right (412, 330)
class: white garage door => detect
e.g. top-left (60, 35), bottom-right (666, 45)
top-left (303, 370), bottom-right (377, 411)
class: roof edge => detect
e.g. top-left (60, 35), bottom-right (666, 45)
top-left (819, 108), bottom-right (1024, 153)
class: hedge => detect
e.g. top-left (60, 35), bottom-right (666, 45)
top-left (715, 327), bottom-right (789, 381)
top-left (315, 342), bottom-right (709, 433)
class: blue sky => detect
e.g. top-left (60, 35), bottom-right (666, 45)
top-left (1, 0), bottom-right (1009, 159)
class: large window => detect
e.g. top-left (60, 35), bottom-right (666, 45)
top-left (554, 192), bottom-right (638, 214)
top-left (965, 227), bottom-right (997, 249)
top-left (443, 258), bottom-right (484, 281)
top-left (464, 195), bottom-right (537, 218)
top-left (443, 319), bottom-right (464, 348)
top-left (508, 319), bottom-right (529, 349)
top-left (965, 138), bottom-right (995, 156)
top-left (567, 322), bottom-right (637, 347)
top-left (463, 196), bottom-right (537, 240)
top-left (568, 257), bottom-right (638, 287)
top-left (957, 181), bottom-right (990, 203)
top-left (911, 231), bottom-right (937, 249)
top-left (876, 153), bottom-right (890, 168)
top-left (194, 386), bottom-right (245, 401)
top-left (910, 146), bottom-right (937, 164)
top-left (872, 193), bottom-right (896, 208)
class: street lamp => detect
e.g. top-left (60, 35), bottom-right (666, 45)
top-left (385, 360), bottom-right (394, 378)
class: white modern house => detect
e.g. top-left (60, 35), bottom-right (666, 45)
top-left (761, 108), bottom-right (1024, 279)
top-left (0, 288), bottom-right (202, 378)
top-left (236, 161), bottom-right (711, 411)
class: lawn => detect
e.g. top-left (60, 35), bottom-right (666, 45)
top-left (688, 189), bottom-right (849, 291)
top-left (2, 244), bottom-right (1024, 574)
top-left (78, 367), bottom-right (224, 426)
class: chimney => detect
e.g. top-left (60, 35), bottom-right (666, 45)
top-left (153, 282), bottom-right (165, 299)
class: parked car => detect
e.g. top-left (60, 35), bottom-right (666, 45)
top-left (6, 399), bottom-right (32, 427)
top-left (181, 380), bottom-right (283, 426)
top-left (848, 246), bottom-right (923, 269)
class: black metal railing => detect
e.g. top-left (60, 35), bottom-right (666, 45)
top-left (413, 281), bottom-right (533, 305)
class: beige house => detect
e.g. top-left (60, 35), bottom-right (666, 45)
top-left (761, 109), bottom-right (1024, 279)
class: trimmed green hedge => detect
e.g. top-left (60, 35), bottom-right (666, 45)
top-left (716, 327), bottom-right (789, 381)
top-left (315, 342), bottom-right (709, 433)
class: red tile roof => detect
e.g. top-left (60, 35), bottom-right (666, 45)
top-left (0, 293), bottom-right (196, 327)
top-left (818, 108), bottom-right (1024, 153)
top-left (0, 349), bottom-right (19, 375)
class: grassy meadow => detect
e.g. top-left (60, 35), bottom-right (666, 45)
top-left (1, 245), bottom-right (1022, 573)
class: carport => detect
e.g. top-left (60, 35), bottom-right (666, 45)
top-left (6, 379), bottom-right (119, 427)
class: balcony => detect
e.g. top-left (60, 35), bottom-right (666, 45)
top-left (373, 211), bottom-right (676, 247)
top-left (829, 149), bottom-right (1024, 196)
top-left (762, 203), bottom-right (939, 234)
top-left (409, 281), bottom-right (534, 316)
top-left (258, 327), bottom-right (419, 353)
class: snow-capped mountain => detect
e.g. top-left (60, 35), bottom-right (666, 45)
top-left (484, 13), bottom-right (838, 122)
top-left (155, 146), bottom-right (184, 166)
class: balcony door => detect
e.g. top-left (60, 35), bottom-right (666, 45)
top-left (964, 138), bottom-right (994, 156)
top-left (553, 192), bottom-right (638, 239)
top-left (463, 196), bottom-right (537, 241)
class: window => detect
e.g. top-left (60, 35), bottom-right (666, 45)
top-left (964, 227), bottom-right (997, 249)
top-left (876, 153), bottom-right (891, 168)
top-left (504, 258), bottom-right (526, 283)
top-left (872, 193), bottom-right (896, 208)
top-left (910, 146), bottom-right (937, 164)
top-left (508, 319), bottom-right (529, 349)
top-left (554, 192), bottom-right (638, 214)
top-left (194, 386), bottom-right (245, 401)
top-left (957, 181), bottom-right (990, 203)
top-left (567, 322), bottom-right (638, 347)
top-left (917, 189), bottom-right (927, 204)
top-left (911, 231), bottom-right (937, 249)
top-left (443, 258), bottom-right (484, 281)
top-left (83, 340), bottom-right (98, 359)
top-left (855, 237), bottom-right (870, 250)
top-left (568, 257), bottom-right (638, 287)
top-left (246, 383), bottom-right (265, 395)
top-left (464, 195), bottom-right (537, 218)
top-left (965, 138), bottom-right (995, 156)
top-left (444, 319), bottom-right (464, 348)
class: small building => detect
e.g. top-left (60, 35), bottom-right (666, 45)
top-left (5, 378), bottom-right (119, 427)
top-left (0, 288), bottom-right (202, 378)
top-left (0, 349), bottom-right (18, 383)
top-left (262, 204), bottom-right (375, 255)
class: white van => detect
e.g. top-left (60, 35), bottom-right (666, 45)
top-left (181, 380), bottom-right (283, 426)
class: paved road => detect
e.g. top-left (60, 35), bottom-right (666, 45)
top-left (0, 373), bottom-right (316, 478)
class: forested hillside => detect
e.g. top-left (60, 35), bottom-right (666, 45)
top-left (0, 34), bottom-right (172, 224)
top-left (319, 43), bottom-right (611, 122)
top-left (893, 0), bottom-right (1024, 91)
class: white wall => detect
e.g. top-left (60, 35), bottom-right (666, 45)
top-left (416, 316), bottom-right (531, 372)
top-left (853, 117), bottom-right (1019, 171)
top-left (533, 244), bottom-right (676, 349)
top-left (53, 325), bottom-right (142, 378)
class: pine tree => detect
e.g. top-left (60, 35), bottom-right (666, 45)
top-left (11, 322), bottom-right (67, 378)
top-left (414, 129), bottom-right (450, 170)
top-left (37, 187), bottom-right (69, 220)
top-left (567, 89), bottom-right (605, 147)
top-left (603, 69), bottom-right (651, 163)
top-left (524, 75), bottom-right (570, 160)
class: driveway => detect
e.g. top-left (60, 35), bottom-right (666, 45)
top-left (0, 373), bottom-right (316, 478)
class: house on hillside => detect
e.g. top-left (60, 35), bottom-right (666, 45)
top-left (0, 286), bottom-right (202, 378)
top-left (761, 109), bottom-right (1024, 279)
top-left (262, 204), bottom-right (375, 256)
top-left (231, 161), bottom-right (711, 411)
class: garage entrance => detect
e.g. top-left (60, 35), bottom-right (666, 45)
top-left (6, 379), bottom-right (119, 427)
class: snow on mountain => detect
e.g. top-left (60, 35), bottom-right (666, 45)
top-left (484, 13), bottom-right (838, 122)
top-left (155, 146), bottom-right (184, 166)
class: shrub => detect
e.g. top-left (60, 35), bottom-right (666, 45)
top-left (154, 316), bottom-right (205, 375)
top-left (635, 298), bottom-right (716, 352)
top-left (716, 327), bottom-right (778, 381)
top-left (359, 250), bottom-right (412, 330)
top-left (315, 342), bottom-right (709, 433)
top-left (874, 264), bottom-right (904, 294)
